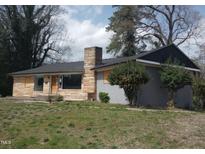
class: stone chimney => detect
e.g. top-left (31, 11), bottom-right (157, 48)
top-left (83, 47), bottom-right (102, 100)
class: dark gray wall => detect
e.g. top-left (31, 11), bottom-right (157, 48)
top-left (96, 66), bottom-right (193, 108)
top-left (175, 85), bottom-right (192, 109)
top-left (137, 67), bottom-right (168, 107)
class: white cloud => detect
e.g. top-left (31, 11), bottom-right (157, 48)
top-left (65, 6), bottom-right (105, 21)
top-left (93, 6), bottom-right (104, 14)
top-left (58, 6), bottom-right (205, 63)
top-left (179, 18), bottom-right (205, 59)
top-left (58, 8), bottom-right (113, 62)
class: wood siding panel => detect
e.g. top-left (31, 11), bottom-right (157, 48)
top-left (13, 76), bottom-right (34, 96)
top-left (103, 70), bottom-right (111, 84)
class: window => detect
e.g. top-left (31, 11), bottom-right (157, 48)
top-left (103, 70), bottom-right (111, 84)
top-left (34, 76), bottom-right (44, 91)
top-left (62, 74), bottom-right (82, 89)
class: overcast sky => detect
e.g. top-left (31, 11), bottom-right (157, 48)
top-left (60, 5), bottom-right (205, 62)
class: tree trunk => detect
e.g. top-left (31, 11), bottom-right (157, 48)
top-left (131, 88), bottom-right (139, 106)
top-left (124, 86), bottom-right (138, 107)
top-left (203, 99), bottom-right (205, 110)
top-left (167, 90), bottom-right (175, 109)
top-left (131, 92), bottom-right (137, 106)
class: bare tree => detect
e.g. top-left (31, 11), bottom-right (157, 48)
top-left (0, 5), bottom-right (69, 69)
top-left (0, 5), bottom-right (70, 96)
top-left (107, 5), bottom-right (202, 56)
top-left (137, 5), bottom-right (201, 48)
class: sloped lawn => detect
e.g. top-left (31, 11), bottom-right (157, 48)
top-left (0, 100), bottom-right (204, 148)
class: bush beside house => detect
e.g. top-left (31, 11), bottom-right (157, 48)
top-left (108, 61), bottom-right (149, 106)
top-left (160, 62), bottom-right (192, 109)
top-left (99, 92), bottom-right (110, 103)
top-left (192, 77), bottom-right (205, 110)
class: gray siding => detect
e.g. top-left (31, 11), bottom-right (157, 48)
top-left (96, 72), bottom-right (129, 104)
top-left (96, 66), bottom-right (193, 108)
top-left (175, 85), bottom-right (192, 109)
top-left (138, 67), bottom-right (168, 107)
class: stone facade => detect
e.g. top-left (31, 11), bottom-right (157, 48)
top-left (83, 47), bottom-right (102, 100)
top-left (12, 75), bottom-right (87, 100)
top-left (43, 75), bottom-right (51, 95)
top-left (58, 89), bottom-right (87, 100)
top-left (12, 47), bottom-right (102, 101)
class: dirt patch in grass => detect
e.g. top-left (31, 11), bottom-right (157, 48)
top-left (166, 113), bottom-right (205, 148)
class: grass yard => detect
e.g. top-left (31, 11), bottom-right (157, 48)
top-left (0, 100), bottom-right (204, 149)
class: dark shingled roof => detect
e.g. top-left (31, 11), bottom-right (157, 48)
top-left (11, 44), bottom-right (200, 76)
top-left (11, 61), bottom-right (84, 75)
top-left (93, 44), bottom-right (200, 70)
top-left (139, 44), bottom-right (199, 69)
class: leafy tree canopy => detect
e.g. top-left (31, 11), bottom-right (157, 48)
top-left (106, 6), bottom-right (143, 57)
top-left (160, 63), bottom-right (192, 91)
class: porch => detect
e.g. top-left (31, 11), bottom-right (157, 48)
top-left (12, 74), bottom-right (88, 100)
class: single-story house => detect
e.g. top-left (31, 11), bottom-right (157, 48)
top-left (10, 44), bottom-right (200, 108)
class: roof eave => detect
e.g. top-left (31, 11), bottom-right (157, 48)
top-left (11, 71), bottom-right (83, 77)
top-left (93, 58), bottom-right (201, 72)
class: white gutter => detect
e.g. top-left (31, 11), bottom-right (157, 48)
top-left (136, 59), bottom-right (161, 66)
top-left (181, 66), bottom-right (201, 72)
top-left (136, 59), bottom-right (201, 72)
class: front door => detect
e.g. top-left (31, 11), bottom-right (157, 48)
top-left (51, 76), bottom-right (58, 94)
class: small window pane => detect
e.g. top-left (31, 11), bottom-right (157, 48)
top-left (34, 76), bottom-right (44, 91)
top-left (63, 74), bottom-right (81, 89)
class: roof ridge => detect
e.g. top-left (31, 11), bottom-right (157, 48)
top-left (40, 44), bottom-right (175, 65)
top-left (137, 44), bottom-right (175, 58)
top-left (102, 44), bottom-right (175, 61)
top-left (42, 61), bottom-right (84, 65)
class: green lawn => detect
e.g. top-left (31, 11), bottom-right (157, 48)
top-left (0, 100), bottom-right (204, 149)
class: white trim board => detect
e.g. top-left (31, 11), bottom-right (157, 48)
top-left (95, 59), bottom-right (201, 72)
